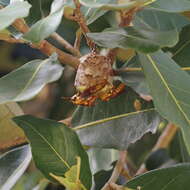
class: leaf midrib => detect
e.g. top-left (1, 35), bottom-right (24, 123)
top-left (81, 0), bottom-right (153, 10)
top-left (91, 29), bottom-right (173, 47)
top-left (146, 55), bottom-right (190, 126)
top-left (13, 60), bottom-right (47, 101)
top-left (1, 148), bottom-right (31, 189)
top-left (16, 119), bottom-right (71, 169)
top-left (74, 108), bottom-right (155, 130)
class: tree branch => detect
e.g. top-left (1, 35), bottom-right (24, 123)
top-left (74, 28), bottom-right (82, 50)
top-left (32, 41), bottom-right (79, 68)
top-left (12, 19), bottom-right (80, 68)
top-left (72, 0), bottom-right (96, 50)
top-left (51, 32), bottom-right (81, 57)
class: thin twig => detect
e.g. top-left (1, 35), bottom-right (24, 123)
top-left (74, 28), bottom-right (82, 50)
top-left (73, 0), bottom-right (96, 50)
top-left (51, 32), bottom-right (81, 57)
top-left (12, 18), bottom-right (30, 33)
top-left (153, 123), bottom-right (179, 150)
top-left (12, 19), bottom-right (80, 68)
top-left (136, 123), bottom-right (179, 175)
top-left (32, 41), bottom-right (79, 68)
top-left (59, 117), bottom-right (72, 127)
top-left (109, 183), bottom-right (128, 190)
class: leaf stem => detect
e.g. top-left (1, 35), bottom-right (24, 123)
top-left (51, 32), bottom-right (81, 57)
top-left (11, 19), bottom-right (80, 68)
top-left (74, 28), bottom-right (82, 50)
top-left (74, 108), bottom-right (155, 131)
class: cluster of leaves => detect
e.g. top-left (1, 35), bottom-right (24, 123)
top-left (0, 0), bottom-right (190, 190)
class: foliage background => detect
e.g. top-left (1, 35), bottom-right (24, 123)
top-left (1, 0), bottom-right (190, 190)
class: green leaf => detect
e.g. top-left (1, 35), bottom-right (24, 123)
top-left (134, 8), bottom-right (190, 32)
top-left (23, 2), bottom-right (64, 43)
top-left (10, 0), bottom-right (23, 3)
top-left (51, 157), bottom-right (87, 190)
top-left (13, 116), bottom-right (92, 189)
top-left (72, 88), bottom-right (162, 149)
top-left (79, 0), bottom-right (155, 11)
top-left (93, 169), bottom-right (113, 190)
top-left (0, 103), bottom-right (26, 150)
top-left (126, 164), bottom-right (190, 190)
top-left (87, 26), bottom-right (178, 53)
top-left (0, 54), bottom-right (63, 104)
top-left (0, 0), bottom-right (9, 6)
top-left (119, 55), bottom-right (150, 96)
top-left (0, 145), bottom-right (32, 190)
top-left (149, 0), bottom-right (190, 12)
top-left (64, 0), bottom-right (109, 25)
top-left (138, 50), bottom-right (190, 154)
top-left (168, 25), bottom-right (190, 71)
top-left (50, 0), bottom-right (65, 13)
top-left (25, 0), bottom-right (52, 24)
top-left (88, 148), bottom-right (118, 174)
top-left (82, 5), bottom-right (108, 25)
top-left (0, 1), bottom-right (31, 31)
top-left (12, 171), bottom-right (46, 190)
top-left (121, 70), bottom-right (150, 96)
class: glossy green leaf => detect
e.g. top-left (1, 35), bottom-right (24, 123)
top-left (12, 171), bottom-right (46, 190)
top-left (139, 50), bottom-right (190, 154)
top-left (168, 25), bottom-right (190, 71)
top-left (121, 71), bottom-right (149, 96)
top-left (0, 0), bottom-right (10, 6)
top-left (0, 145), bottom-right (32, 190)
top-left (50, 0), bottom-right (65, 14)
top-left (134, 8), bottom-right (190, 32)
top-left (126, 164), bottom-right (190, 190)
top-left (13, 115), bottom-right (92, 189)
top-left (79, 0), bottom-right (111, 25)
top-left (25, 0), bottom-right (52, 24)
top-left (79, 0), bottom-right (155, 11)
top-left (87, 26), bottom-right (178, 53)
top-left (0, 1), bottom-right (31, 31)
top-left (10, 0), bottom-right (23, 3)
top-left (0, 54), bottom-right (63, 104)
top-left (23, 1), bottom-right (64, 43)
top-left (88, 148), bottom-right (118, 174)
top-left (93, 170), bottom-right (113, 190)
top-left (119, 55), bottom-right (150, 96)
top-left (83, 6), bottom-right (108, 25)
top-left (149, 0), bottom-right (190, 12)
top-left (51, 157), bottom-right (87, 190)
top-left (72, 88), bottom-right (162, 149)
